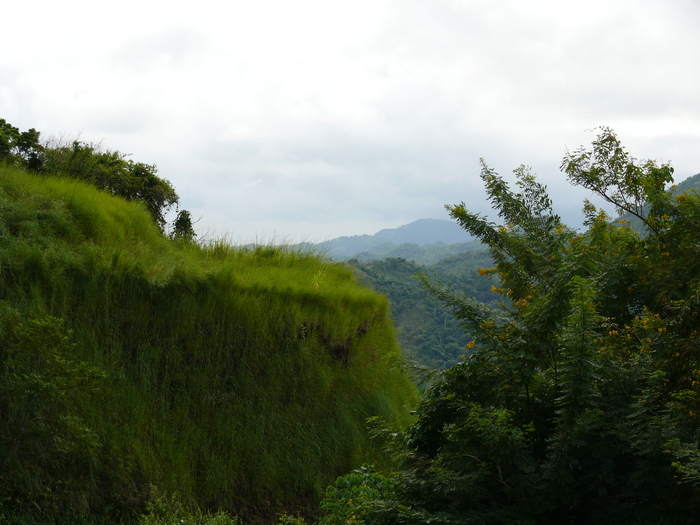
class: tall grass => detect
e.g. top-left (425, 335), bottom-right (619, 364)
top-left (0, 165), bottom-right (418, 523)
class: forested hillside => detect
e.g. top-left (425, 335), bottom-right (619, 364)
top-left (0, 122), bottom-right (418, 524)
top-left (338, 239), bottom-right (483, 266)
top-left (347, 250), bottom-right (495, 369)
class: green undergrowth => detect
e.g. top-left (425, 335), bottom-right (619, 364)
top-left (0, 165), bottom-right (418, 523)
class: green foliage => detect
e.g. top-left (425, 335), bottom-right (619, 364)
top-left (170, 209), bottom-right (197, 242)
top-left (318, 466), bottom-right (394, 525)
top-left (0, 314), bottom-right (108, 515)
top-left (347, 253), bottom-right (496, 369)
top-left (562, 125), bottom-right (675, 238)
top-left (0, 165), bottom-right (418, 523)
top-left (0, 118), bottom-right (187, 233)
top-left (555, 276), bottom-right (602, 417)
top-left (138, 487), bottom-right (242, 525)
top-left (0, 119), bottom-right (43, 171)
top-left (277, 514), bottom-right (308, 525)
top-left (40, 139), bottom-right (179, 230)
top-left (319, 129), bottom-right (700, 524)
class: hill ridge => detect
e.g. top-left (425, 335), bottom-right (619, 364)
top-left (315, 218), bottom-right (475, 259)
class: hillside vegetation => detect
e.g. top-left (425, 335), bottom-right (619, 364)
top-left (318, 128), bottom-right (700, 524)
top-left (0, 164), bottom-right (417, 522)
top-left (347, 251), bottom-right (496, 369)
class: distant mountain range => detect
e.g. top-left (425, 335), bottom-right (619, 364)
top-left (315, 171), bottom-right (700, 262)
top-left (315, 218), bottom-right (477, 261)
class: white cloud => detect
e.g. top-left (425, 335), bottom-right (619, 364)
top-left (1, 0), bottom-right (699, 243)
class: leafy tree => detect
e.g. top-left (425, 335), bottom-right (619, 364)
top-left (320, 128), bottom-right (700, 524)
top-left (170, 208), bottom-right (197, 242)
top-left (41, 139), bottom-right (179, 230)
top-left (0, 118), bottom-right (198, 234)
top-left (0, 119), bottom-right (43, 171)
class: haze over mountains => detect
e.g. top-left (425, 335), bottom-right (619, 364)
top-left (328, 172), bottom-right (700, 261)
top-left (316, 218), bottom-right (478, 261)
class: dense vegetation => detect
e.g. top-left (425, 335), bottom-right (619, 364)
top-left (0, 118), bottom-right (190, 236)
top-left (0, 128), bottom-right (417, 523)
top-left (347, 251), bottom-right (495, 369)
top-left (319, 128), bottom-right (700, 523)
top-left (7, 118), bottom-right (700, 523)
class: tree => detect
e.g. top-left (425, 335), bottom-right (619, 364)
top-left (41, 140), bottom-right (180, 230)
top-left (170, 208), bottom-right (197, 242)
top-left (0, 119), bottom-right (195, 233)
top-left (320, 128), bottom-right (700, 524)
top-left (0, 118), bottom-right (43, 171)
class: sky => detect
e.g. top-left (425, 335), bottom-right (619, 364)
top-left (2, 0), bottom-right (699, 244)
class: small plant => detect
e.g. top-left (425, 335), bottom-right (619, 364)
top-left (139, 486), bottom-right (241, 525)
top-left (318, 466), bottom-right (392, 525)
top-left (277, 513), bottom-right (307, 524)
top-left (312, 267), bottom-right (326, 289)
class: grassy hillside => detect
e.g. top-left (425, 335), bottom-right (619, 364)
top-left (0, 165), bottom-right (417, 523)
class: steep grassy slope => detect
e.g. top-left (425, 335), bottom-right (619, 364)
top-left (0, 166), bottom-right (417, 522)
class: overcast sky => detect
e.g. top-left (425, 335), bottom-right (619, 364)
top-left (2, 0), bottom-right (699, 243)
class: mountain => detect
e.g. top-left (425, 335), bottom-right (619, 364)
top-left (673, 172), bottom-right (700, 192)
top-left (316, 218), bottom-right (475, 260)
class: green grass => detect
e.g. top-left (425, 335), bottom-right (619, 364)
top-left (0, 165), bottom-right (418, 523)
